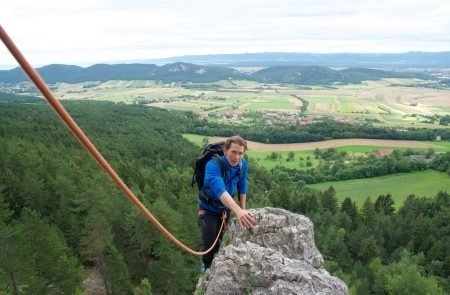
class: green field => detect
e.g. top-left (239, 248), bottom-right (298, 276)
top-left (308, 170), bottom-right (450, 209)
top-left (183, 134), bottom-right (450, 171)
top-left (183, 133), bottom-right (450, 208)
top-left (183, 133), bottom-right (207, 146)
top-left (248, 150), bottom-right (319, 170)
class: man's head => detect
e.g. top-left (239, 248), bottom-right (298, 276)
top-left (224, 136), bottom-right (247, 167)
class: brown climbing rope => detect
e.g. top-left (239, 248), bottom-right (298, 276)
top-left (0, 25), bottom-right (226, 256)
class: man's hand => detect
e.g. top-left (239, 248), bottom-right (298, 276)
top-left (220, 193), bottom-right (256, 229)
top-left (236, 209), bottom-right (255, 229)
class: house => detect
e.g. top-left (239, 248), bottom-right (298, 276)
top-left (370, 150), bottom-right (393, 157)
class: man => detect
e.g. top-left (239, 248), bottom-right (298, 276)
top-left (199, 135), bottom-right (256, 271)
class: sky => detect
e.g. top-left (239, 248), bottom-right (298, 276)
top-left (1, 0), bottom-right (450, 69)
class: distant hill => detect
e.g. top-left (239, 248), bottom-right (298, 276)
top-left (0, 91), bottom-right (41, 103)
top-left (140, 52), bottom-right (450, 68)
top-left (0, 62), bottom-right (246, 84)
top-left (252, 66), bottom-right (433, 85)
top-left (0, 63), bottom-right (433, 85)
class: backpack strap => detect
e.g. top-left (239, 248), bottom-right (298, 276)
top-left (212, 154), bottom-right (226, 180)
top-left (199, 155), bottom-right (226, 205)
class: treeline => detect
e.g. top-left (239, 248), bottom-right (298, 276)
top-left (189, 118), bottom-right (450, 143)
top-left (272, 149), bottom-right (449, 184)
top-left (0, 100), bottom-right (449, 294)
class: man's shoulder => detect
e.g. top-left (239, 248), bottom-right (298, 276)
top-left (206, 155), bottom-right (225, 170)
top-left (241, 157), bottom-right (248, 169)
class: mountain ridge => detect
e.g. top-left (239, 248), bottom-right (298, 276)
top-left (0, 62), bottom-right (434, 85)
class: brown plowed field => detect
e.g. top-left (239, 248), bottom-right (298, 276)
top-left (208, 137), bottom-right (441, 152)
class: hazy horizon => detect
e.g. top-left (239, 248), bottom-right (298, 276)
top-left (2, 50), bottom-right (450, 70)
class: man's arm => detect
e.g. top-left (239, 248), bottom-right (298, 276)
top-left (239, 194), bottom-right (247, 210)
top-left (220, 192), bottom-right (255, 229)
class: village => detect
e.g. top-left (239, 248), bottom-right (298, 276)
top-left (213, 109), bottom-right (362, 126)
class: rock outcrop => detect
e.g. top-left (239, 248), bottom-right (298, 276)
top-left (195, 208), bottom-right (348, 295)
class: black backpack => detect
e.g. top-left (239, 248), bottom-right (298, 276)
top-left (192, 141), bottom-right (226, 190)
top-left (192, 141), bottom-right (244, 202)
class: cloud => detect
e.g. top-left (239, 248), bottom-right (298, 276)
top-left (1, 0), bottom-right (449, 68)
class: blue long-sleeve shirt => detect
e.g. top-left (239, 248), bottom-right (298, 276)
top-left (199, 155), bottom-right (248, 213)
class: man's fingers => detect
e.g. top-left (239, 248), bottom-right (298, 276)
top-left (240, 214), bottom-right (255, 229)
top-left (244, 213), bottom-right (256, 225)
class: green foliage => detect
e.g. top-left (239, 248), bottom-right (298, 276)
top-left (374, 194), bottom-right (395, 215)
top-left (0, 99), bottom-right (448, 294)
top-left (0, 101), bottom-right (201, 293)
top-left (0, 209), bottom-right (82, 294)
top-left (139, 278), bottom-right (152, 295)
top-left (439, 115), bottom-right (450, 126)
top-left (244, 275), bottom-right (259, 294)
top-left (190, 117), bottom-right (448, 142)
top-left (101, 244), bottom-right (134, 295)
top-left (374, 250), bottom-right (445, 295)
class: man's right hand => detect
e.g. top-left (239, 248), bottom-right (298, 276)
top-left (219, 193), bottom-right (256, 229)
top-left (236, 209), bottom-right (256, 229)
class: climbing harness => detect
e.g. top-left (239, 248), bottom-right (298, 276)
top-left (0, 25), bottom-right (226, 256)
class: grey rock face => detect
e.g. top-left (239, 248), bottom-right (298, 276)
top-left (195, 208), bottom-right (348, 295)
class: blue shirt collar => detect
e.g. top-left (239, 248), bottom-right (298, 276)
top-left (221, 155), bottom-right (240, 169)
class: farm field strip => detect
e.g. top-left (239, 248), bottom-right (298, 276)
top-left (308, 170), bottom-right (450, 209)
top-left (204, 137), bottom-right (444, 152)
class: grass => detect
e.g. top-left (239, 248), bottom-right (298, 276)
top-left (426, 141), bottom-right (450, 149)
top-left (182, 134), bottom-right (207, 146)
top-left (308, 170), bottom-right (450, 209)
top-left (247, 150), bottom-right (319, 170)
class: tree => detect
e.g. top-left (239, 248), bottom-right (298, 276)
top-left (313, 148), bottom-right (322, 159)
top-left (362, 197), bottom-right (376, 225)
top-left (0, 188), bottom-right (13, 224)
top-left (358, 235), bottom-right (380, 263)
top-left (80, 210), bottom-right (114, 263)
top-left (0, 222), bottom-right (43, 294)
top-left (321, 186), bottom-right (338, 213)
top-left (101, 244), bottom-right (134, 295)
top-left (375, 194), bottom-right (395, 215)
top-left (287, 151), bottom-right (295, 161)
top-left (19, 209), bottom-right (83, 294)
top-left (379, 250), bottom-right (445, 295)
top-left (341, 197), bottom-right (359, 227)
top-left (140, 278), bottom-right (153, 295)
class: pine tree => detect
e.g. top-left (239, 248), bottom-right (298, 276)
top-left (321, 186), bottom-right (338, 213)
top-left (140, 278), bottom-right (153, 295)
top-left (341, 197), bottom-right (359, 227)
top-left (0, 188), bottom-right (13, 224)
top-left (0, 222), bottom-right (44, 294)
top-left (101, 244), bottom-right (134, 295)
top-left (375, 194), bottom-right (395, 215)
top-left (19, 208), bottom-right (83, 294)
top-left (362, 197), bottom-right (376, 225)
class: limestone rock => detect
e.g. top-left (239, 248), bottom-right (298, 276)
top-left (195, 207), bottom-right (348, 295)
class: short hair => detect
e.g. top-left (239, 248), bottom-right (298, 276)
top-left (224, 135), bottom-right (247, 151)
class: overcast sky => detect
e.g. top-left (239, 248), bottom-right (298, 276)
top-left (1, 0), bottom-right (449, 69)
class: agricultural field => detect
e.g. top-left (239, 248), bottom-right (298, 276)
top-left (49, 77), bottom-right (450, 128)
top-left (183, 134), bottom-right (450, 170)
top-left (183, 134), bottom-right (450, 208)
top-left (308, 170), bottom-right (450, 209)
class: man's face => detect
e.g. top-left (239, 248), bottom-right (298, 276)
top-left (224, 143), bottom-right (245, 167)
